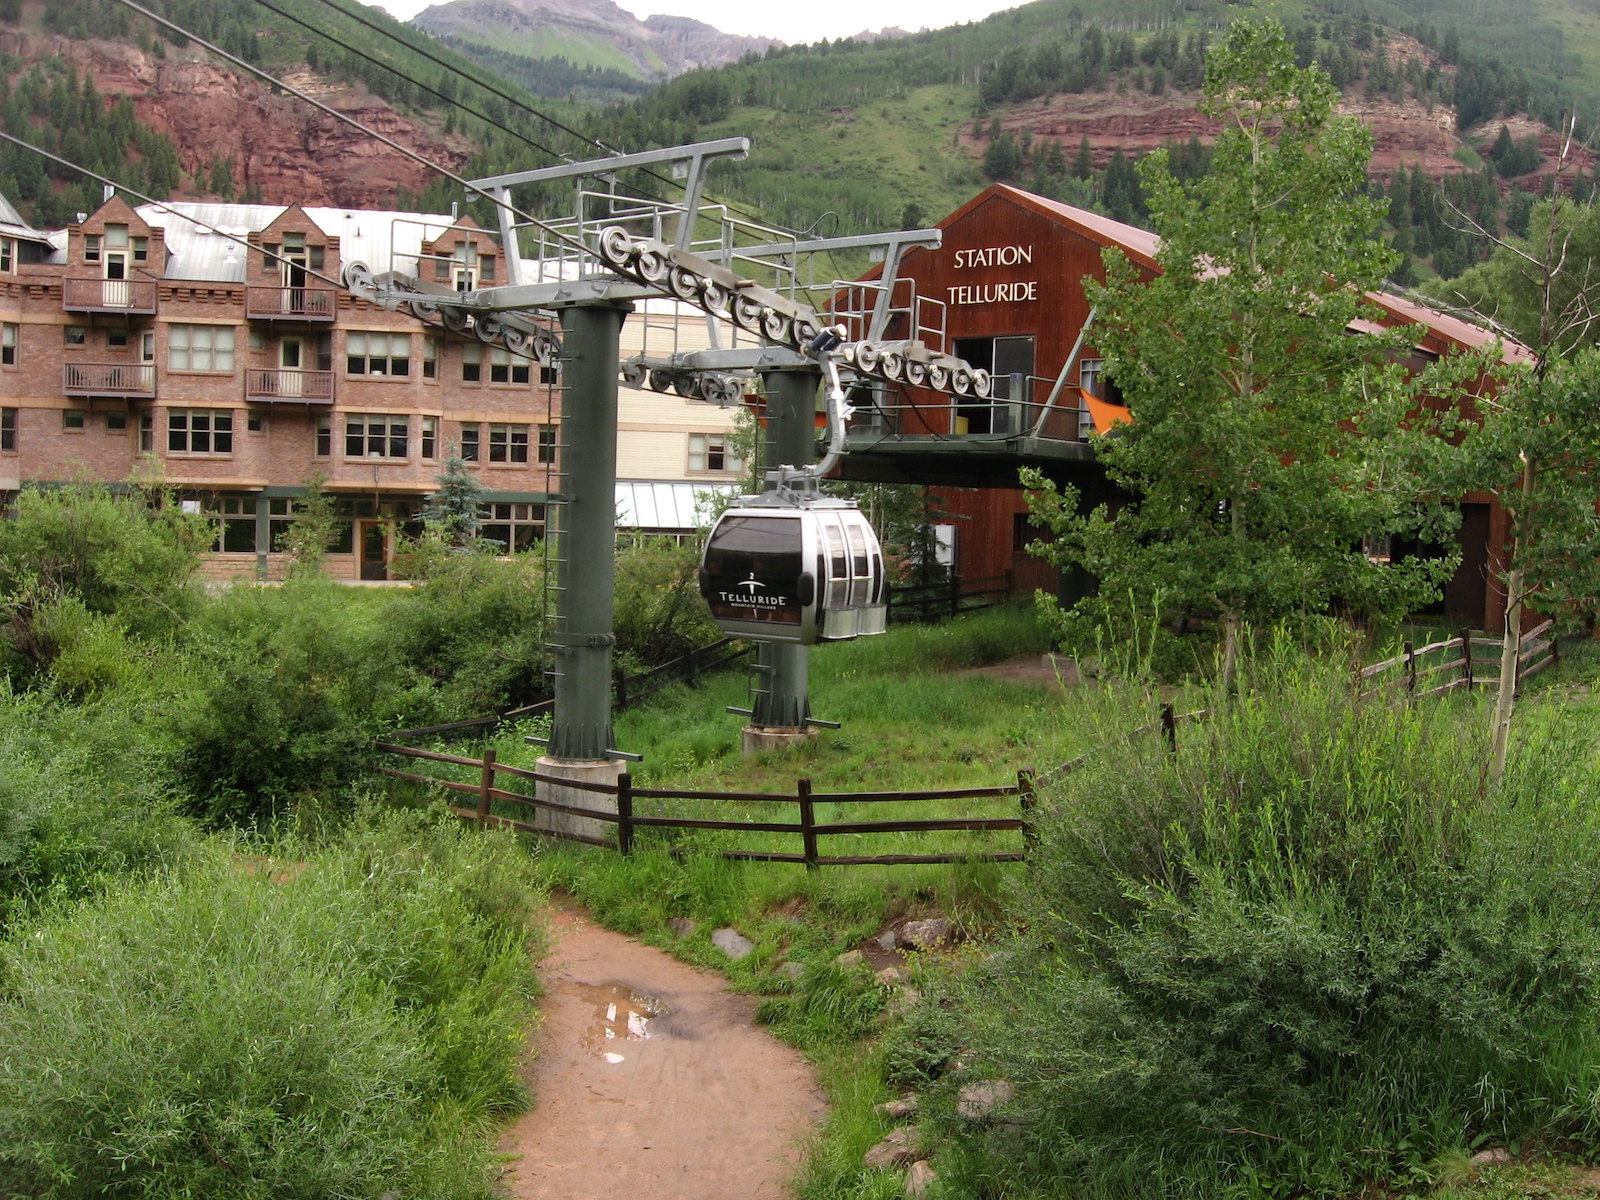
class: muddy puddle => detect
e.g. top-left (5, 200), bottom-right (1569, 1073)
top-left (571, 982), bottom-right (669, 1064)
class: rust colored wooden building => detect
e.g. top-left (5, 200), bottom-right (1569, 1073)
top-left (839, 183), bottom-right (1528, 631)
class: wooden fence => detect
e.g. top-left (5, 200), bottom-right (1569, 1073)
top-left (1354, 619), bottom-right (1559, 702)
top-left (374, 702), bottom-right (1206, 867)
top-left (375, 743), bottom-right (1038, 868)
top-left (887, 572), bottom-right (1012, 622)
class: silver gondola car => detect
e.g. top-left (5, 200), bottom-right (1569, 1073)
top-left (699, 497), bottom-right (888, 645)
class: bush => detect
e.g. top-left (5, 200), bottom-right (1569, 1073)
top-left (0, 484), bottom-right (206, 687)
top-left (170, 577), bottom-right (400, 825)
top-left (0, 686), bottom-right (197, 925)
top-left (384, 547), bottom-right (552, 716)
top-left (944, 646), bottom-right (1600, 1198)
top-left (0, 809), bottom-right (544, 1199)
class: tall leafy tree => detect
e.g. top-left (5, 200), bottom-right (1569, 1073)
top-left (1025, 17), bottom-right (1463, 685)
top-left (1427, 132), bottom-right (1600, 779)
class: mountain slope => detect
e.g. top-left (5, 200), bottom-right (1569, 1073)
top-left (411, 0), bottom-right (776, 82)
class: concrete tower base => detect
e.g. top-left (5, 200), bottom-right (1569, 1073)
top-left (536, 757), bottom-right (624, 845)
top-left (741, 725), bottom-right (819, 756)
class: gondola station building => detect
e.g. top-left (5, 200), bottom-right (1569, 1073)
top-left (0, 190), bottom-right (746, 579)
top-left (839, 184), bottom-right (1530, 633)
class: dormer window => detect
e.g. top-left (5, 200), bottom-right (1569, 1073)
top-left (106, 224), bottom-right (129, 249)
top-left (0, 238), bottom-right (13, 272)
top-left (451, 243), bottom-right (478, 291)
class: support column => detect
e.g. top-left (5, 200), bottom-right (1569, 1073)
top-left (539, 299), bottom-right (631, 839)
top-left (745, 364), bottom-right (822, 755)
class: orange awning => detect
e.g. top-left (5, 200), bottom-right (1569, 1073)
top-left (1083, 391), bottom-right (1133, 434)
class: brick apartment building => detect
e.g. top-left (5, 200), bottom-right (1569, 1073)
top-left (0, 190), bottom-right (743, 580)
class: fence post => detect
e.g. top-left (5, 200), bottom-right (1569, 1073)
top-left (614, 666), bottom-right (629, 712)
top-left (1018, 769), bottom-right (1037, 856)
top-left (1460, 629), bottom-right (1473, 690)
top-left (687, 646), bottom-right (699, 687)
top-left (617, 772), bottom-right (634, 856)
top-left (477, 746), bottom-right (496, 826)
top-left (1404, 640), bottom-right (1417, 695)
top-left (798, 778), bottom-right (819, 871)
top-left (1161, 702), bottom-right (1177, 752)
top-left (1351, 658), bottom-right (1362, 698)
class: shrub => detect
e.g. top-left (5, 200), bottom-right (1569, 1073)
top-left (383, 547), bottom-right (552, 716)
top-left (944, 646), bottom-right (1600, 1198)
top-left (0, 809), bottom-right (544, 1199)
top-left (0, 686), bottom-right (197, 924)
top-left (170, 577), bottom-right (398, 825)
top-left (0, 484), bottom-right (206, 686)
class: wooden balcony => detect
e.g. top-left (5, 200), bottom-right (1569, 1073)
top-left (245, 285), bottom-right (337, 321)
top-left (61, 277), bottom-right (158, 314)
top-left (62, 362), bottom-right (156, 397)
top-left (245, 368), bottom-right (335, 404)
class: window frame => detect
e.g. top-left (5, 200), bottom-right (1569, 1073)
top-left (167, 408), bottom-right (235, 454)
top-left (687, 432), bottom-right (743, 474)
top-left (344, 413), bottom-right (409, 459)
top-left (168, 324), bottom-right (238, 374)
top-left (346, 331), bottom-right (411, 377)
top-left (488, 422), bottom-right (529, 464)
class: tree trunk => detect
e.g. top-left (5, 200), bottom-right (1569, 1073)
top-left (1488, 455), bottom-right (1536, 785)
top-left (1220, 610), bottom-right (1241, 695)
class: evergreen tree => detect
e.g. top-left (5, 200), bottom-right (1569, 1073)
top-left (422, 447), bottom-right (488, 546)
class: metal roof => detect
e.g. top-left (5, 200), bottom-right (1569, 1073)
top-left (614, 480), bottom-right (737, 530)
top-left (134, 202), bottom-right (459, 283)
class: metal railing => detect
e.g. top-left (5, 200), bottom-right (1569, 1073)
top-left (245, 368), bottom-right (335, 403)
top-left (62, 362), bottom-right (155, 396)
top-left (61, 277), bottom-right (157, 313)
top-left (245, 285), bottom-right (336, 320)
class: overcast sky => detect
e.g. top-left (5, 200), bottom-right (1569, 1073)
top-left (372, 0), bottom-right (1022, 47)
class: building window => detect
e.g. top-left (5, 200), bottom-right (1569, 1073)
top-left (460, 424), bottom-right (480, 461)
top-left (108, 328), bottom-right (128, 349)
top-left (540, 364), bottom-right (559, 385)
top-left (1, 407), bottom-right (15, 451)
top-left (461, 342), bottom-right (482, 383)
top-left (345, 413), bottom-right (408, 458)
top-left (537, 424), bottom-right (557, 464)
top-left (688, 433), bottom-right (742, 473)
top-left (346, 331), bottom-right (410, 376)
top-left (132, 236), bottom-right (148, 264)
top-left (168, 409), bottom-right (234, 453)
top-left (84, 234), bottom-right (101, 263)
top-left (481, 502), bottom-right (545, 552)
top-left (489, 347), bottom-right (531, 385)
top-left (1, 322), bottom-right (15, 366)
top-left (422, 337), bottom-right (439, 380)
top-left (315, 414), bottom-right (331, 457)
top-left (190, 494), bottom-right (258, 553)
top-left (139, 411), bottom-right (153, 452)
top-left (247, 411), bottom-right (265, 432)
top-left (63, 409), bottom-right (86, 431)
top-left (488, 423), bottom-right (529, 463)
top-left (421, 416), bottom-right (437, 460)
top-left (169, 325), bottom-right (237, 373)
top-left (0, 237), bottom-right (13, 272)
top-left (105, 411), bottom-right (128, 432)
top-left (64, 326), bottom-right (86, 347)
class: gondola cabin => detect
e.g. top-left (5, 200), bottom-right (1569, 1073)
top-left (700, 499), bottom-right (887, 645)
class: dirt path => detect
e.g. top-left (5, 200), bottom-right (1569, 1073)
top-left (497, 906), bottom-right (826, 1200)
